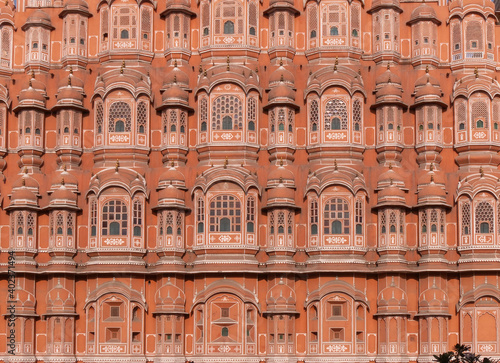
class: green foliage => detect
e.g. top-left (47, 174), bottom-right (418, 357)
top-left (433, 344), bottom-right (499, 363)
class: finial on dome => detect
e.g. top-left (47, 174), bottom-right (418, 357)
top-left (429, 163), bottom-right (434, 171)
top-left (255, 66), bottom-right (258, 73)
top-left (115, 159), bottom-right (120, 172)
top-left (28, 79), bottom-right (32, 88)
top-left (480, 166), bottom-right (484, 177)
top-left (22, 178), bottom-right (25, 186)
top-left (279, 58), bottom-right (283, 67)
top-left (387, 63), bottom-right (390, 70)
top-left (280, 73), bottom-right (284, 82)
top-left (389, 163), bottom-right (392, 170)
top-left (425, 65), bottom-right (429, 74)
top-left (63, 164), bottom-right (67, 172)
top-left (173, 74), bottom-right (177, 84)
top-left (279, 158), bottom-right (283, 167)
top-left (68, 76), bottom-right (71, 86)
top-left (69, 65), bottom-right (73, 74)
top-left (390, 178), bottom-right (393, 185)
top-left (199, 65), bottom-right (203, 73)
top-left (474, 67), bottom-right (479, 78)
top-left (31, 70), bottom-right (35, 79)
top-left (224, 157), bottom-right (228, 169)
top-left (203, 69), bottom-right (207, 77)
top-left (334, 159), bottom-right (338, 171)
top-left (430, 174), bottom-right (434, 183)
top-left (279, 176), bottom-right (283, 184)
top-left (226, 55), bottom-right (230, 71)
top-left (24, 167), bottom-right (28, 174)
top-left (333, 57), bottom-right (338, 72)
top-left (171, 160), bottom-right (175, 168)
top-left (61, 178), bottom-right (65, 186)
top-left (174, 60), bottom-right (178, 67)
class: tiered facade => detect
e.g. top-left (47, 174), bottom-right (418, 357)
top-left (0, 0), bottom-right (500, 362)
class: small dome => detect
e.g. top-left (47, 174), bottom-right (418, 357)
top-left (0, 2), bottom-right (14, 18)
top-left (18, 87), bottom-right (45, 103)
top-left (158, 184), bottom-right (184, 201)
top-left (162, 84), bottom-right (189, 103)
top-left (58, 73), bottom-right (84, 89)
top-left (158, 165), bottom-right (186, 190)
top-left (415, 83), bottom-right (441, 98)
top-left (269, 66), bottom-right (295, 86)
top-left (268, 83), bottom-right (295, 102)
top-left (12, 174), bottom-right (38, 189)
top-left (26, 8), bottom-right (52, 27)
top-left (51, 168), bottom-right (79, 188)
top-left (378, 167), bottom-right (404, 184)
top-left (268, 164), bottom-right (295, 183)
top-left (418, 182), bottom-right (447, 199)
top-left (163, 66), bottom-right (189, 88)
top-left (57, 86), bottom-right (84, 102)
top-left (410, 4), bottom-right (437, 22)
top-left (376, 84), bottom-right (403, 98)
top-left (268, 184), bottom-right (295, 201)
top-left (415, 73), bottom-right (440, 88)
top-left (10, 187), bottom-right (38, 205)
top-left (378, 184), bottom-right (406, 200)
top-left (375, 68), bottom-right (401, 86)
top-left (50, 184), bottom-right (77, 203)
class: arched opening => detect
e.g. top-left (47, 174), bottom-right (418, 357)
top-left (332, 220), bottom-right (342, 234)
top-left (331, 117), bottom-right (341, 130)
top-left (480, 222), bottom-right (490, 233)
top-left (110, 222), bottom-right (120, 235)
top-left (167, 226), bottom-right (173, 235)
top-left (248, 121), bottom-right (255, 131)
top-left (330, 26), bottom-right (339, 36)
top-left (476, 119), bottom-right (484, 128)
top-left (222, 116), bottom-right (233, 130)
top-left (220, 217), bottom-right (231, 232)
top-left (201, 121), bottom-right (207, 131)
top-left (224, 21), bottom-right (234, 34)
top-left (133, 226), bottom-right (141, 237)
top-left (121, 29), bottom-right (129, 39)
top-left (222, 327), bottom-right (229, 336)
top-left (115, 120), bottom-right (125, 132)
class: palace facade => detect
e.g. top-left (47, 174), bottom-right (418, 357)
top-left (0, 0), bottom-right (499, 362)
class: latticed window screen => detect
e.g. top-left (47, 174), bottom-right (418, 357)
top-left (16, 212), bottom-right (24, 234)
top-left (324, 99), bottom-right (348, 130)
top-left (270, 110), bottom-right (276, 132)
top-left (108, 101), bottom-right (132, 132)
top-left (209, 195), bottom-right (241, 232)
top-left (277, 212), bottom-right (285, 233)
top-left (353, 99), bottom-right (362, 131)
top-left (101, 8), bottom-right (109, 37)
top-left (310, 100), bottom-right (319, 131)
top-left (323, 198), bottom-right (350, 234)
top-left (322, 4), bottom-right (346, 37)
top-left (1, 28), bottom-right (11, 63)
top-left (246, 196), bottom-right (255, 232)
top-left (456, 101), bottom-right (466, 130)
top-left (310, 199), bottom-right (318, 234)
top-left (197, 197), bottom-right (205, 233)
top-left (176, 213), bottom-right (183, 234)
top-left (56, 213), bottom-right (64, 234)
top-left (462, 202), bottom-right (471, 235)
top-left (308, 4), bottom-right (318, 39)
top-left (487, 21), bottom-right (494, 50)
top-left (430, 209), bottom-right (438, 232)
top-left (471, 101), bottom-right (489, 129)
top-left (465, 21), bottom-right (483, 51)
top-left (133, 199), bottom-right (142, 236)
top-left (475, 201), bottom-right (494, 234)
top-left (102, 200), bottom-right (128, 236)
top-left (214, 0), bottom-right (244, 35)
top-left (141, 7), bottom-right (151, 39)
top-left (90, 199), bottom-right (97, 236)
top-left (350, 4), bottom-right (360, 38)
top-left (355, 199), bottom-right (363, 234)
top-left (113, 7), bottom-right (137, 40)
top-left (451, 22), bottom-right (461, 51)
top-left (137, 102), bottom-right (147, 134)
top-left (96, 102), bottom-right (104, 134)
top-left (248, 1), bottom-right (257, 35)
top-left (211, 95), bottom-right (242, 130)
top-left (27, 213), bottom-right (35, 235)
top-left (421, 210), bottom-right (428, 233)
top-left (201, 1), bottom-right (210, 35)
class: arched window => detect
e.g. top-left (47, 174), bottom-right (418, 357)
top-left (102, 200), bottom-right (128, 236)
top-left (389, 212), bottom-right (397, 233)
top-left (90, 199), bottom-right (97, 236)
top-left (475, 201), bottom-right (494, 234)
top-left (324, 99), bottom-right (348, 131)
top-left (462, 202), bottom-right (471, 235)
top-left (222, 116), bottom-right (233, 130)
top-left (355, 199), bottom-right (363, 235)
top-left (121, 29), bottom-right (129, 39)
top-left (16, 213), bottom-right (24, 235)
top-left (310, 199), bottom-right (318, 235)
top-left (109, 102), bottom-right (131, 133)
top-left (330, 26), bottom-right (338, 36)
top-left (56, 213), bottom-right (64, 235)
top-left (209, 195), bottom-right (241, 232)
top-left (197, 197), bottom-right (205, 233)
top-left (476, 120), bottom-right (484, 128)
top-left (212, 95), bottom-right (242, 131)
top-left (310, 100), bottom-right (319, 132)
top-left (133, 199), bottom-right (142, 237)
top-left (224, 21), bottom-right (234, 34)
top-left (246, 196), bottom-right (255, 233)
top-left (323, 198), bottom-right (350, 234)
top-left (222, 327), bottom-right (229, 336)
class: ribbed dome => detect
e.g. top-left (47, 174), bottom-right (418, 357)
top-left (269, 67), bottom-right (295, 86)
top-left (50, 184), bottom-right (77, 203)
top-left (58, 73), bottom-right (84, 89)
top-left (376, 68), bottom-right (401, 86)
top-left (57, 86), bottom-right (84, 102)
top-left (0, 3), bottom-right (14, 17)
top-left (11, 187), bottom-right (37, 205)
top-left (26, 8), bottom-right (52, 26)
top-left (378, 167), bottom-right (404, 184)
top-left (12, 174), bottom-right (38, 189)
top-left (268, 83), bottom-right (295, 102)
top-left (158, 184), bottom-right (185, 201)
top-left (18, 86), bottom-right (45, 103)
top-left (415, 73), bottom-right (440, 88)
top-left (415, 83), bottom-right (441, 98)
top-left (64, 0), bottom-right (88, 8)
top-left (162, 84), bottom-right (189, 103)
top-left (410, 4), bottom-right (437, 22)
top-left (163, 67), bottom-right (189, 88)
top-left (268, 184), bottom-right (295, 201)
top-left (376, 84), bottom-right (403, 98)
top-left (268, 164), bottom-right (295, 183)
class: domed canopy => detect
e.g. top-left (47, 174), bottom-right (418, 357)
top-left (8, 187), bottom-right (39, 209)
top-left (22, 9), bottom-right (54, 30)
top-left (269, 65), bottom-right (295, 87)
top-left (14, 81), bottom-right (48, 112)
top-left (158, 165), bottom-right (186, 189)
top-left (162, 65), bottom-right (190, 89)
top-left (375, 66), bottom-right (401, 86)
top-left (59, 0), bottom-right (91, 17)
top-left (408, 4), bottom-right (440, 25)
top-left (49, 183), bottom-right (79, 209)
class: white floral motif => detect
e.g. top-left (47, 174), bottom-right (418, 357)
top-left (103, 238), bottom-right (125, 246)
top-left (218, 345), bottom-right (231, 353)
top-left (326, 344), bottom-right (348, 353)
top-left (219, 235), bottom-right (232, 243)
